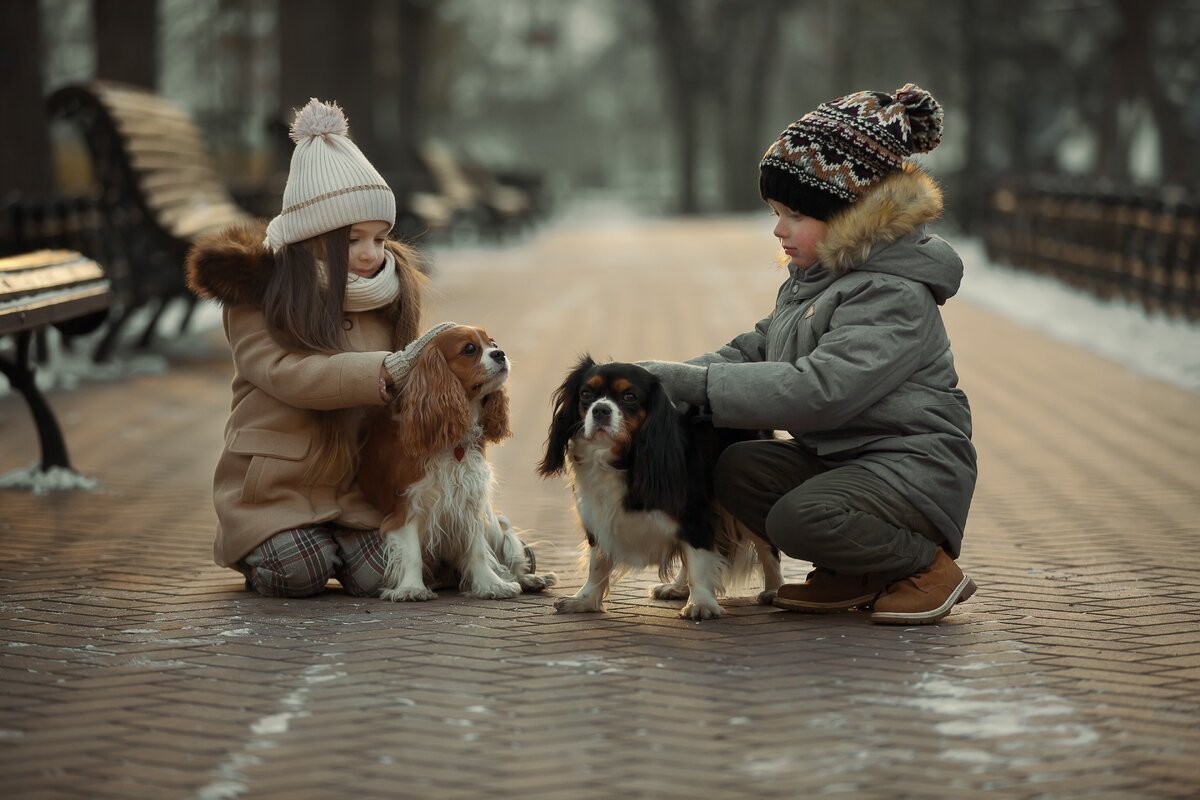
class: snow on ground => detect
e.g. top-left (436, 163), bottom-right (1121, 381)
top-left (954, 238), bottom-right (1200, 393)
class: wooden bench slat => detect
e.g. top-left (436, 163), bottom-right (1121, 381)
top-left (138, 170), bottom-right (229, 194)
top-left (0, 283), bottom-right (111, 336)
top-left (164, 203), bottom-right (249, 239)
top-left (127, 149), bottom-right (220, 173)
top-left (0, 262), bottom-right (108, 303)
top-left (113, 115), bottom-right (207, 139)
top-left (0, 250), bottom-right (90, 273)
top-left (124, 136), bottom-right (210, 161)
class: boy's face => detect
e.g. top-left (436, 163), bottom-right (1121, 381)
top-left (767, 199), bottom-right (829, 269)
top-left (348, 221), bottom-right (391, 277)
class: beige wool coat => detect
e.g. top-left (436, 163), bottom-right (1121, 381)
top-left (185, 222), bottom-right (425, 567)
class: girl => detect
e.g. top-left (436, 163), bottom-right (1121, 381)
top-left (641, 84), bottom-right (977, 625)
top-left (185, 98), bottom-right (533, 598)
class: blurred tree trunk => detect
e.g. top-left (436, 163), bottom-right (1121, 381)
top-left (1106, 0), bottom-right (1188, 182)
top-left (648, 0), bottom-right (701, 214)
top-left (0, 0), bottom-right (53, 195)
top-left (1095, 0), bottom-right (1187, 182)
top-left (958, 0), bottom-right (986, 233)
top-left (650, 0), bottom-right (786, 214)
top-left (394, 1), bottom-right (438, 177)
top-left (94, 0), bottom-right (158, 88)
top-left (827, 0), bottom-right (856, 96)
top-left (716, 2), bottom-right (785, 211)
top-left (279, 0), bottom-right (379, 167)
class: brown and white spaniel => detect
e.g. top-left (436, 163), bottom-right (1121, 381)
top-left (359, 325), bottom-right (554, 601)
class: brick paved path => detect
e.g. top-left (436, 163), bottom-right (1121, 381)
top-left (2, 213), bottom-right (1198, 799)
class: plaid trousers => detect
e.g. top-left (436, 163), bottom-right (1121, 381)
top-left (238, 526), bottom-right (388, 598)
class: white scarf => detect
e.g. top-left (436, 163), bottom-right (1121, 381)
top-left (344, 250), bottom-right (401, 312)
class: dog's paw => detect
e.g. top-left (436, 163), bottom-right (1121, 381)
top-left (465, 580), bottom-right (522, 600)
top-left (679, 601), bottom-right (725, 621)
top-left (651, 583), bottom-right (689, 601)
top-left (381, 585), bottom-right (438, 602)
top-left (755, 588), bottom-right (779, 605)
top-left (518, 572), bottom-right (558, 593)
top-left (554, 595), bottom-right (604, 614)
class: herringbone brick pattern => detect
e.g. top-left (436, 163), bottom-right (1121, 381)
top-left (1, 214), bottom-right (1198, 799)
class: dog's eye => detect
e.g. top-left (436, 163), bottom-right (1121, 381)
top-left (463, 343), bottom-right (478, 355)
top-left (579, 388), bottom-right (594, 401)
top-left (622, 391), bottom-right (638, 403)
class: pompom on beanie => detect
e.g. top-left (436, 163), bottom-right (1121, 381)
top-left (264, 99), bottom-right (396, 252)
top-left (759, 83), bottom-right (944, 221)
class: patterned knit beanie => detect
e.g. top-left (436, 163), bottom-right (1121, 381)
top-left (264, 99), bottom-right (396, 252)
top-left (759, 83), bottom-right (944, 221)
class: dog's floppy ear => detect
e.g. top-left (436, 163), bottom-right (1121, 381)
top-left (627, 379), bottom-right (688, 517)
top-left (538, 354), bottom-right (595, 476)
top-left (397, 345), bottom-right (470, 457)
top-left (480, 386), bottom-right (511, 444)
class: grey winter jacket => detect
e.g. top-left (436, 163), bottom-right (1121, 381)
top-left (691, 166), bottom-right (976, 555)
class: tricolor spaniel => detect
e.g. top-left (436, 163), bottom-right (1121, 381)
top-left (359, 325), bottom-right (555, 601)
top-left (538, 356), bottom-right (782, 620)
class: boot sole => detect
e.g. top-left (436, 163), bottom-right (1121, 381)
top-left (869, 576), bottom-right (977, 625)
top-left (772, 593), bottom-right (880, 613)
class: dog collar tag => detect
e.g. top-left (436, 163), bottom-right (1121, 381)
top-left (454, 445), bottom-right (465, 462)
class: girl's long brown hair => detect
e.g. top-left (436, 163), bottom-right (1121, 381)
top-left (260, 225), bottom-right (425, 485)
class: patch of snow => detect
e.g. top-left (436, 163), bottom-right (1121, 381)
top-left (0, 464), bottom-right (98, 494)
top-left (957, 238), bottom-right (1200, 393)
top-left (249, 713), bottom-right (296, 736)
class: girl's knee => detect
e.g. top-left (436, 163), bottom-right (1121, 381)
top-left (247, 560), bottom-right (334, 597)
top-left (242, 530), bottom-right (339, 598)
top-left (332, 530), bottom-right (388, 597)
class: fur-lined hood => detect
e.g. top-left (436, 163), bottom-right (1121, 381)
top-left (184, 220), bottom-right (424, 308)
top-left (815, 165), bottom-right (961, 303)
top-left (185, 221), bottom-right (278, 306)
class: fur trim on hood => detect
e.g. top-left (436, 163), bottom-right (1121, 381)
top-left (816, 164), bottom-right (943, 274)
top-left (186, 221), bottom-right (275, 306)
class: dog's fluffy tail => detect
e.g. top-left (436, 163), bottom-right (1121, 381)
top-left (714, 505), bottom-right (768, 591)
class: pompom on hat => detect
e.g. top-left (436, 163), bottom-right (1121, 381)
top-left (264, 99), bottom-right (396, 252)
top-left (759, 83), bottom-right (944, 221)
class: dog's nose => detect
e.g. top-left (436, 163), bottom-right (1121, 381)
top-left (490, 349), bottom-right (506, 362)
top-left (591, 404), bottom-right (611, 420)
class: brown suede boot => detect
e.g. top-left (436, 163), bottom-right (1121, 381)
top-left (870, 550), bottom-right (977, 625)
top-left (772, 568), bottom-right (889, 613)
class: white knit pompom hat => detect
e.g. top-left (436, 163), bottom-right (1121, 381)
top-left (264, 98), bottom-right (396, 252)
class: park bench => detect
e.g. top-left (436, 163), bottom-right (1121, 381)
top-left (0, 250), bottom-right (111, 473)
top-left (417, 141), bottom-right (534, 240)
top-left (46, 80), bottom-right (254, 360)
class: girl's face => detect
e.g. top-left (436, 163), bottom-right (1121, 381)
top-left (348, 221), bottom-right (391, 278)
top-left (768, 199), bottom-right (829, 269)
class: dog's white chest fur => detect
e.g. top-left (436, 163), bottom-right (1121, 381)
top-left (406, 445), bottom-right (493, 552)
top-left (567, 438), bottom-right (679, 568)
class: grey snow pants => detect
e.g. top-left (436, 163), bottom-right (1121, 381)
top-left (714, 438), bottom-right (943, 582)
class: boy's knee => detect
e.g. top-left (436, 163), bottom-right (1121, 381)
top-left (765, 499), bottom-right (847, 562)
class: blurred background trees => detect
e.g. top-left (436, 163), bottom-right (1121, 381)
top-left (4, 0), bottom-right (1200, 230)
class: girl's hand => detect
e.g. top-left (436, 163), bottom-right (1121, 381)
top-left (378, 362), bottom-right (393, 402)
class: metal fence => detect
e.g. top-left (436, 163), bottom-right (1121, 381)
top-left (982, 180), bottom-right (1199, 321)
